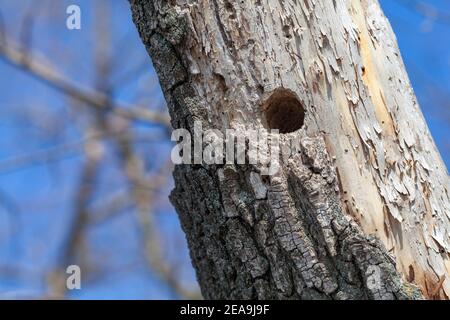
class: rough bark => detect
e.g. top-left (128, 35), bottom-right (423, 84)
top-left (129, 0), bottom-right (450, 299)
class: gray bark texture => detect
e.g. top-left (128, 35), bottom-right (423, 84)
top-left (129, 0), bottom-right (450, 299)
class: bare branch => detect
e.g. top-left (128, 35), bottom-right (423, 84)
top-left (0, 10), bottom-right (5, 46)
top-left (0, 140), bottom-right (82, 175)
top-left (114, 128), bottom-right (201, 299)
top-left (0, 39), bottom-right (171, 127)
top-left (47, 127), bottom-right (103, 299)
top-left (396, 0), bottom-right (450, 25)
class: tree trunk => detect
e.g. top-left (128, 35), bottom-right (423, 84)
top-left (129, 0), bottom-right (450, 299)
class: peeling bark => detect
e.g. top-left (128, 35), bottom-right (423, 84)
top-left (129, 0), bottom-right (449, 299)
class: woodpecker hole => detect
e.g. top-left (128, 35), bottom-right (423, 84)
top-left (263, 89), bottom-right (305, 134)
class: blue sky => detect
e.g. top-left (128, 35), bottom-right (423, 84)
top-left (0, 0), bottom-right (448, 299)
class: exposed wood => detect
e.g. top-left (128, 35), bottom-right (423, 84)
top-left (130, 0), bottom-right (450, 299)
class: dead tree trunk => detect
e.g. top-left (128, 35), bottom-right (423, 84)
top-left (130, 0), bottom-right (450, 299)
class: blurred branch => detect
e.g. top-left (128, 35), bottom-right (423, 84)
top-left (0, 10), bottom-right (5, 45)
top-left (111, 58), bottom-right (152, 88)
top-left (0, 187), bottom-right (22, 254)
top-left (397, 0), bottom-right (450, 25)
top-left (0, 39), bottom-right (171, 127)
top-left (0, 125), bottom-right (167, 175)
top-left (48, 126), bottom-right (104, 299)
top-left (88, 189), bottom-right (132, 225)
top-left (114, 128), bottom-right (201, 299)
top-left (0, 2), bottom-right (198, 299)
top-left (0, 139), bottom-right (82, 175)
top-left (19, 1), bottom-right (40, 55)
